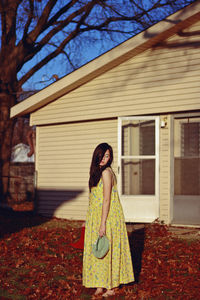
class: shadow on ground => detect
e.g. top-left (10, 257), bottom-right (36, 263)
top-left (0, 208), bottom-right (51, 239)
top-left (129, 227), bottom-right (145, 283)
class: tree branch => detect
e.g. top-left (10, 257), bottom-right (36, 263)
top-left (20, 1), bottom-right (99, 66)
top-left (26, 0), bottom-right (58, 44)
top-left (45, 0), bottom-right (80, 29)
top-left (22, 0), bottom-right (34, 41)
top-left (18, 27), bottom-right (82, 86)
top-left (15, 0), bottom-right (197, 87)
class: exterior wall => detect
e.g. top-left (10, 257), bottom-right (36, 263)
top-left (35, 115), bottom-right (173, 223)
top-left (31, 21), bottom-right (200, 126)
top-left (35, 119), bottom-right (117, 220)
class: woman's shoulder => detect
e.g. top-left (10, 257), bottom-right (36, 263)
top-left (102, 167), bottom-right (112, 177)
top-left (102, 167), bottom-right (114, 175)
top-left (102, 167), bottom-right (116, 183)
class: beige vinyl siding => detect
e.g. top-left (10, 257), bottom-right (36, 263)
top-left (31, 21), bottom-right (200, 126)
top-left (36, 119), bottom-right (117, 220)
top-left (159, 115), bottom-right (171, 223)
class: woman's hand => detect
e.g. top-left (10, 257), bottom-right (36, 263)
top-left (99, 223), bottom-right (106, 237)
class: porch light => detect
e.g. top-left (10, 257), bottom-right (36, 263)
top-left (161, 117), bottom-right (167, 128)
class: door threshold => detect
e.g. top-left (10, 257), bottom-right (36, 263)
top-left (171, 223), bottom-right (200, 228)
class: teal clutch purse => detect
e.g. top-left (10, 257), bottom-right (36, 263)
top-left (92, 235), bottom-right (109, 259)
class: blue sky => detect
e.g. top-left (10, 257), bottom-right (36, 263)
top-left (19, 0), bottom-right (194, 92)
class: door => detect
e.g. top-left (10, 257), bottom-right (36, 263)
top-left (173, 114), bottom-right (200, 225)
top-left (118, 116), bottom-right (160, 222)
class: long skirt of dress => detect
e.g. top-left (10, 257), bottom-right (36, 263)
top-left (82, 178), bottom-right (134, 289)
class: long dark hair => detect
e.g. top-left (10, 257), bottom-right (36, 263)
top-left (89, 143), bottom-right (113, 191)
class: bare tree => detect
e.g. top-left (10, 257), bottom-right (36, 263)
top-left (0, 0), bottom-right (195, 204)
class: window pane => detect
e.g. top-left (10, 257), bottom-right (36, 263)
top-left (182, 123), bottom-right (200, 157)
top-left (122, 120), bottom-right (155, 156)
top-left (174, 116), bottom-right (200, 195)
top-left (174, 158), bottom-right (200, 195)
top-left (122, 159), bottom-right (155, 195)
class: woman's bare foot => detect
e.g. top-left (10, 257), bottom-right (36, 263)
top-left (102, 289), bottom-right (115, 297)
top-left (94, 288), bottom-right (103, 296)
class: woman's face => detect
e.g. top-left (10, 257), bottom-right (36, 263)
top-left (99, 149), bottom-right (110, 167)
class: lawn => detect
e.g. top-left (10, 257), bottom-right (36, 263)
top-left (0, 209), bottom-right (199, 299)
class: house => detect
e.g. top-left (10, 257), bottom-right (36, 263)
top-left (11, 1), bottom-right (200, 225)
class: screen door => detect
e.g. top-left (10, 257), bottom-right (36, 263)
top-left (118, 116), bottom-right (160, 222)
top-left (173, 114), bottom-right (200, 225)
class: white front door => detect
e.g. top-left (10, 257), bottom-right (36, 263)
top-left (118, 116), bottom-right (160, 222)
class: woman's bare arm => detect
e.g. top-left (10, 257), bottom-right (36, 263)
top-left (99, 169), bottom-right (112, 237)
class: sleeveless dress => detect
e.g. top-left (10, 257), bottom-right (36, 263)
top-left (82, 168), bottom-right (134, 289)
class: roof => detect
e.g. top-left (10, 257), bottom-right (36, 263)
top-left (10, 0), bottom-right (200, 118)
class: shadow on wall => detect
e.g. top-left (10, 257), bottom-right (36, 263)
top-left (0, 188), bottom-right (84, 238)
top-left (35, 188), bottom-right (84, 218)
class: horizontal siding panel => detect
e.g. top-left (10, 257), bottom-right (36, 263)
top-left (37, 87), bottom-right (200, 115)
top-left (32, 76), bottom-right (198, 111)
top-left (38, 149), bottom-right (95, 155)
top-left (34, 103), bottom-right (199, 125)
top-left (38, 178), bottom-right (87, 184)
top-left (35, 61), bottom-right (200, 103)
top-left (38, 201), bottom-right (88, 208)
top-left (34, 83), bottom-right (200, 118)
top-left (38, 170), bottom-right (88, 176)
top-left (38, 144), bottom-right (116, 154)
top-left (34, 68), bottom-right (200, 112)
top-left (37, 212), bottom-right (86, 220)
top-left (38, 181), bottom-right (87, 186)
top-left (42, 76), bottom-right (200, 104)
top-left (93, 49), bottom-right (200, 77)
top-left (31, 89), bottom-right (200, 123)
top-left (38, 205), bottom-right (88, 212)
top-left (37, 195), bottom-right (88, 205)
top-left (38, 157), bottom-right (96, 162)
top-left (38, 180), bottom-right (87, 185)
top-left (36, 119), bottom-right (117, 219)
top-left (33, 96), bottom-right (200, 124)
top-left (38, 121), bottom-right (116, 132)
top-left (38, 177), bottom-right (88, 183)
top-left (37, 200), bottom-right (88, 207)
top-left (37, 207), bottom-right (88, 220)
top-left (75, 50), bottom-right (200, 84)
top-left (38, 132), bottom-right (117, 142)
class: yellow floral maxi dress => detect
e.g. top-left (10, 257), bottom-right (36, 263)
top-left (82, 172), bottom-right (134, 289)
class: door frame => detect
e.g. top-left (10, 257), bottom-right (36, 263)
top-left (118, 116), bottom-right (160, 222)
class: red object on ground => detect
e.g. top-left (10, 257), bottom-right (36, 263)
top-left (70, 226), bottom-right (85, 249)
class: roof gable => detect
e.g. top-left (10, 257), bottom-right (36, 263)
top-left (11, 0), bottom-right (200, 118)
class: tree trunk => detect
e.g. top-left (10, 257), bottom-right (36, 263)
top-left (0, 88), bottom-right (16, 205)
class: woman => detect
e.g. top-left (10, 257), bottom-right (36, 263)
top-left (82, 143), bottom-right (134, 297)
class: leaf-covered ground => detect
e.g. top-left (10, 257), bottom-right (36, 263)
top-left (0, 209), bottom-right (199, 299)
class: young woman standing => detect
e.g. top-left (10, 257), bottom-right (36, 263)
top-left (83, 143), bottom-right (134, 297)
